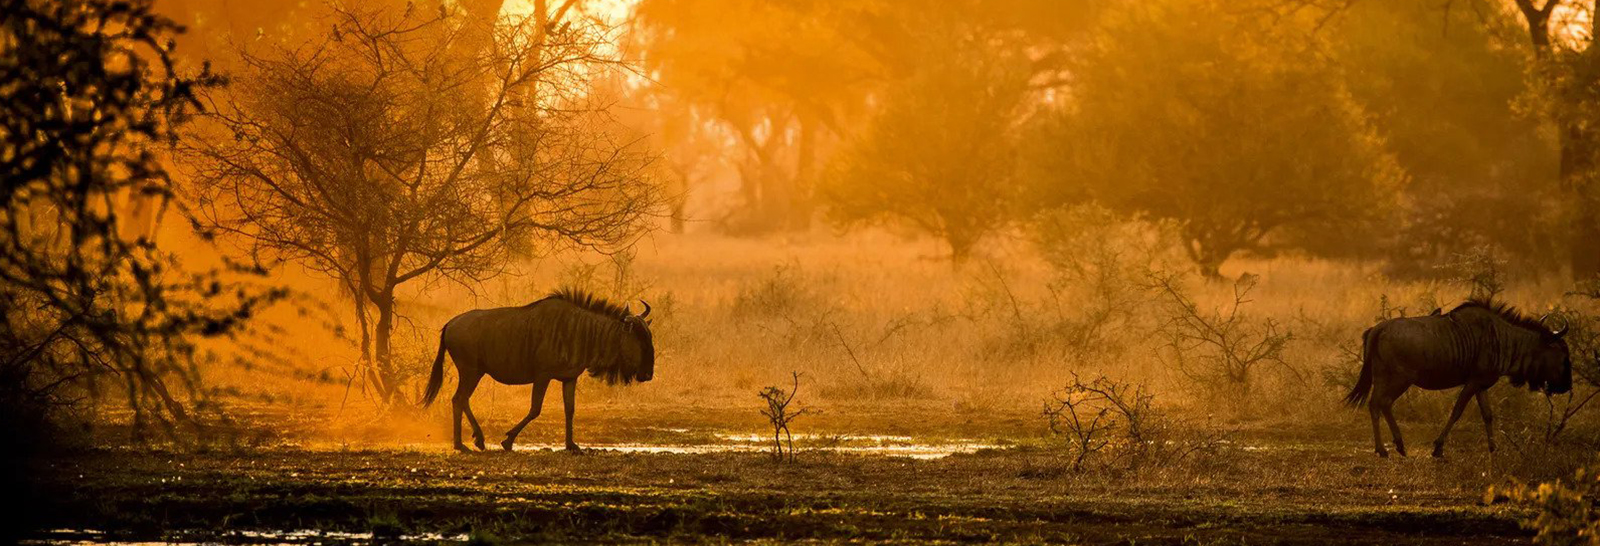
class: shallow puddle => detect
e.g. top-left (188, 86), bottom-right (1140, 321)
top-left (512, 431), bottom-right (999, 459)
top-left (558, 441), bottom-right (997, 459)
top-left (300, 431), bottom-right (1003, 459)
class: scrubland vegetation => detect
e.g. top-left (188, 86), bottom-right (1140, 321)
top-left (23, 227), bottom-right (1589, 543)
top-left (12, 0), bottom-right (1600, 542)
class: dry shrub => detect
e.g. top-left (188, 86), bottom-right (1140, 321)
top-left (1437, 245), bottom-right (1510, 301)
top-left (1041, 373), bottom-right (1228, 472)
top-left (732, 263), bottom-right (822, 319)
top-left (1147, 271), bottom-right (1296, 406)
top-left (964, 207), bottom-right (1173, 366)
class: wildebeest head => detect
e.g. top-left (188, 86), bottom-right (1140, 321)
top-left (1531, 314), bottom-right (1573, 395)
top-left (623, 300), bottom-right (655, 382)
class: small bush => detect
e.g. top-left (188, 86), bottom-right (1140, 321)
top-left (1491, 465), bottom-right (1600, 545)
top-left (1041, 373), bottom-right (1227, 472)
top-left (1147, 271), bottom-right (1295, 404)
top-left (1437, 245), bottom-right (1509, 301)
top-left (732, 264), bottom-right (817, 319)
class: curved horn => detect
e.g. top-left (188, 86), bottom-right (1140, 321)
top-left (1540, 312), bottom-right (1568, 337)
top-left (637, 299), bottom-right (651, 319)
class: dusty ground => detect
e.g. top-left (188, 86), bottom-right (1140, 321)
top-left (18, 404), bottom-right (1539, 545)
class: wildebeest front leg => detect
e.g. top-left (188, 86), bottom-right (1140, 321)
top-left (1476, 390), bottom-right (1496, 453)
top-left (501, 380), bottom-right (550, 451)
top-left (1432, 386), bottom-right (1479, 458)
top-left (562, 379), bottom-right (580, 452)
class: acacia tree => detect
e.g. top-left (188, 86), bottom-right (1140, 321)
top-left (183, 4), bottom-right (659, 403)
top-left (0, 0), bottom-right (280, 444)
top-left (1030, 2), bottom-right (1401, 278)
top-left (822, 31), bottom-right (1033, 266)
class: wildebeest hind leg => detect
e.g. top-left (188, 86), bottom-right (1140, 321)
top-left (1476, 390), bottom-right (1496, 453)
top-left (502, 380), bottom-right (550, 451)
top-left (1432, 386), bottom-right (1479, 458)
top-left (463, 405), bottom-right (486, 451)
top-left (1383, 406), bottom-right (1407, 457)
top-left (452, 371), bottom-right (485, 452)
top-left (1371, 381), bottom-right (1409, 457)
top-left (1369, 405), bottom-right (1387, 457)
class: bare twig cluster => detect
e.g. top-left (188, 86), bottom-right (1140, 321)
top-left (1042, 373), bottom-right (1226, 472)
top-left (1148, 271), bottom-right (1295, 400)
top-left (1437, 245), bottom-right (1509, 302)
top-left (757, 371), bottom-right (814, 462)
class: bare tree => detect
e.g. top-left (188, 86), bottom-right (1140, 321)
top-left (182, 4), bottom-right (659, 403)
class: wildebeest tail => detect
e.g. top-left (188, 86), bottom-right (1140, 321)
top-left (1344, 327), bottom-right (1377, 408)
top-left (420, 325), bottom-right (449, 407)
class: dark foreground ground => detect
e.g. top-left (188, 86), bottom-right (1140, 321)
top-left (15, 431), bottom-right (1536, 545)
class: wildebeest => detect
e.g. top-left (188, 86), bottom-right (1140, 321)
top-left (421, 288), bottom-right (655, 452)
top-left (1345, 297), bottom-right (1572, 458)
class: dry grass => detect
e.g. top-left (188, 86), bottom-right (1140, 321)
top-left (174, 228), bottom-right (1595, 473)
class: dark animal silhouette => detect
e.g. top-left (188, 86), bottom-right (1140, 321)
top-left (422, 288), bottom-right (655, 452)
top-left (1346, 298), bottom-right (1571, 457)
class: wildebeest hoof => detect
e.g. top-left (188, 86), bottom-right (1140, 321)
top-left (453, 443), bottom-right (472, 453)
top-left (501, 438), bottom-right (516, 451)
top-left (1376, 449), bottom-right (1388, 458)
top-left (565, 444), bottom-right (583, 453)
top-left (1431, 447), bottom-right (1445, 458)
top-left (474, 437), bottom-right (487, 451)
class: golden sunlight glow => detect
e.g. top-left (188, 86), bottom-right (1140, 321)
top-left (16, 0), bottom-right (1600, 542)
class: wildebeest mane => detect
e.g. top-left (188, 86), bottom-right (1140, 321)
top-left (535, 287), bottom-right (633, 320)
top-left (1447, 297), bottom-right (1552, 337)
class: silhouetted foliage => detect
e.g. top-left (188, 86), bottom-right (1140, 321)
top-left (0, 0), bottom-right (280, 448)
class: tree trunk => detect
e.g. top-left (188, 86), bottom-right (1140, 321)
top-left (1564, 128), bottom-right (1600, 280)
top-left (373, 291), bottom-right (399, 404)
top-left (1184, 235), bottom-right (1229, 281)
top-left (1562, 41), bottom-right (1600, 280)
top-left (790, 119), bottom-right (818, 230)
top-left (1515, 0), bottom-right (1600, 280)
top-left (948, 232), bottom-right (975, 269)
